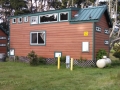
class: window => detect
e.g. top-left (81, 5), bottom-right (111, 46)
top-left (82, 42), bottom-right (89, 52)
top-left (59, 12), bottom-right (69, 21)
top-left (10, 48), bottom-right (15, 56)
top-left (96, 26), bottom-right (101, 32)
top-left (18, 17), bottom-right (22, 23)
top-left (30, 31), bottom-right (46, 45)
top-left (0, 44), bottom-right (6, 46)
top-left (12, 18), bottom-right (16, 23)
top-left (0, 36), bottom-right (6, 39)
top-left (24, 16), bottom-right (28, 22)
top-left (31, 16), bottom-right (38, 24)
top-left (104, 29), bottom-right (109, 34)
top-left (39, 13), bottom-right (58, 23)
top-left (104, 40), bottom-right (109, 45)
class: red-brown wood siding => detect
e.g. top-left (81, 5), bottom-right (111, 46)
top-left (0, 29), bottom-right (7, 54)
top-left (10, 18), bottom-right (93, 60)
top-left (95, 14), bottom-right (109, 59)
top-left (71, 11), bottom-right (78, 18)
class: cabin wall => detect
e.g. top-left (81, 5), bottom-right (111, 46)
top-left (10, 19), bottom-right (93, 60)
top-left (71, 10), bottom-right (79, 18)
top-left (0, 30), bottom-right (7, 54)
top-left (95, 14), bottom-right (109, 59)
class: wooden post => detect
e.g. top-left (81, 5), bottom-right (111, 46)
top-left (57, 56), bottom-right (60, 70)
top-left (70, 58), bottom-right (73, 71)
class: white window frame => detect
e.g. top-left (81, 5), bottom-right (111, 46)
top-left (30, 31), bottom-right (46, 45)
top-left (104, 29), bottom-right (109, 34)
top-left (59, 12), bottom-right (69, 22)
top-left (24, 16), bottom-right (28, 22)
top-left (0, 44), bottom-right (6, 46)
top-left (12, 18), bottom-right (16, 23)
top-left (18, 17), bottom-right (22, 23)
top-left (104, 40), bottom-right (109, 45)
top-left (82, 42), bottom-right (89, 52)
top-left (31, 16), bottom-right (38, 24)
top-left (39, 13), bottom-right (58, 24)
top-left (10, 48), bottom-right (15, 56)
top-left (0, 36), bottom-right (6, 39)
top-left (96, 26), bottom-right (101, 32)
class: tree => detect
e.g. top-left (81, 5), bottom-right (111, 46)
top-left (0, 0), bottom-right (30, 31)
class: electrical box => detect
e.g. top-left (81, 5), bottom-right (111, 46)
top-left (66, 56), bottom-right (70, 68)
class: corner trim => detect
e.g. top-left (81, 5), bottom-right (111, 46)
top-left (92, 22), bottom-right (95, 62)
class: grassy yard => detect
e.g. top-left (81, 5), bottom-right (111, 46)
top-left (0, 60), bottom-right (120, 90)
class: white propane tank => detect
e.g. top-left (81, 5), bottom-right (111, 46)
top-left (103, 56), bottom-right (107, 59)
top-left (106, 58), bottom-right (112, 64)
top-left (96, 59), bottom-right (106, 68)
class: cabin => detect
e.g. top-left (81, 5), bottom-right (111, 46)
top-left (9, 5), bottom-right (112, 61)
top-left (0, 26), bottom-right (8, 55)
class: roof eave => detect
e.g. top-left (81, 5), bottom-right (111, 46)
top-left (69, 20), bottom-right (99, 24)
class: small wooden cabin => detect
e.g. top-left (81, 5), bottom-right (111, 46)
top-left (9, 5), bottom-right (112, 60)
top-left (0, 26), bottom-right (8, 55)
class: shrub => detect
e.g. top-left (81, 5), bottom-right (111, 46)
top-left (96, 49), bottom-right (107, 60)
top-left (27, 50), bottom-right (39, 66)
top-left (15, 56), bottom-right (19, 62)
top-left (78, 56), bottom-right (87, 63)
top-left (61, 56), bottom-right (66, 63)
top-left (113, 44), bottom-right (120, 52)
top-left (110, 49), bottom-right (115, 53)
top-left (113, 51), bottom-right (120, 60)
top-left (38, 56), bottom-right (46, 65)
top-left (55, 56), bottom-right (66, 65)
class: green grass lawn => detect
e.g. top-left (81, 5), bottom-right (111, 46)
top-left (0, 60), bottom-right (120, 90)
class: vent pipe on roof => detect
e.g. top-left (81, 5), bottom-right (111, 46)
top-left (89, 14), bottom-right (92, 19)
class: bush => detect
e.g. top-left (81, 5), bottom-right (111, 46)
top-left (113, 51), bottom-right (120, 60)
top-left (15, 56), bottom-right (19, 62)
top-left (96, 49), bottom-right (107, 60)
top-left (113, 44), bottom-right (120, 52)
top-left (60, 56), bottom-right (66, 63)
top-left (38, 56), bottom-right (46, 65)
top-left (27, 50), bottom-right (39, 66)
top-left (110, 49), bottom-right (115, 53)
top-left (55, 56), bottom-right (66, 65)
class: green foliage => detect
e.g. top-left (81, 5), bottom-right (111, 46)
top-left (27, 50), bottom-right (39, 66)
top-left (1, 61), bottom-right (120, 90)
top-left (38, 56), bottom-right (46, 65)
top-left (113, 51), bottom-right (120, 60)
top-left (15, 56), bottom-right (19, 62)
top-left (96, 49), bottom-right (107, 60)
top-left (113, 43), bottom-right (120, 52)
top-left (60, 56), bottom-right (66, 63)
top-left (55, 55), bottom-right (66, 65)
top-left (110, 49), bottom-right (115, 53)
top-left (0, 0), bottom-right (29, 15)
top-left (78, 56), bottom-right (87, 63)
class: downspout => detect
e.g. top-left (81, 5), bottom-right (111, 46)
top-left (92, 22), bottom-right (95, 62)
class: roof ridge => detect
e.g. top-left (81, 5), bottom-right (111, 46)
top-left (0, 25), bottom-right (8, 35)
top-left (81, 5), bottom-right (107, 10)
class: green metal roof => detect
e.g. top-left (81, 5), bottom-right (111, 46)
top-left (70, 5), bottom-right (112, 27)
top-left (0, 25), bottom-right (8, 35)
top-left (8, 7), bottom-right (80, 19)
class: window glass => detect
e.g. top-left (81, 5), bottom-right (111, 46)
top-left (40, 13), bottom-right (58, 23)
top-left (12, 18), bottom-right (16, 23)
top-left (0, 44), bottom-right (6, 46)
top-left (0, 37), bottom-right (6, 39)
top-left (18, 17), bottom-right (22, 23)
top-left (24, 16), bottom-right (28, 22)
top-left (30, 31), bottom-right (45, 45)
top-left (31, 16), bottom-right (38, 24)
top-left (60, 12), bottom-right (68, 21)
